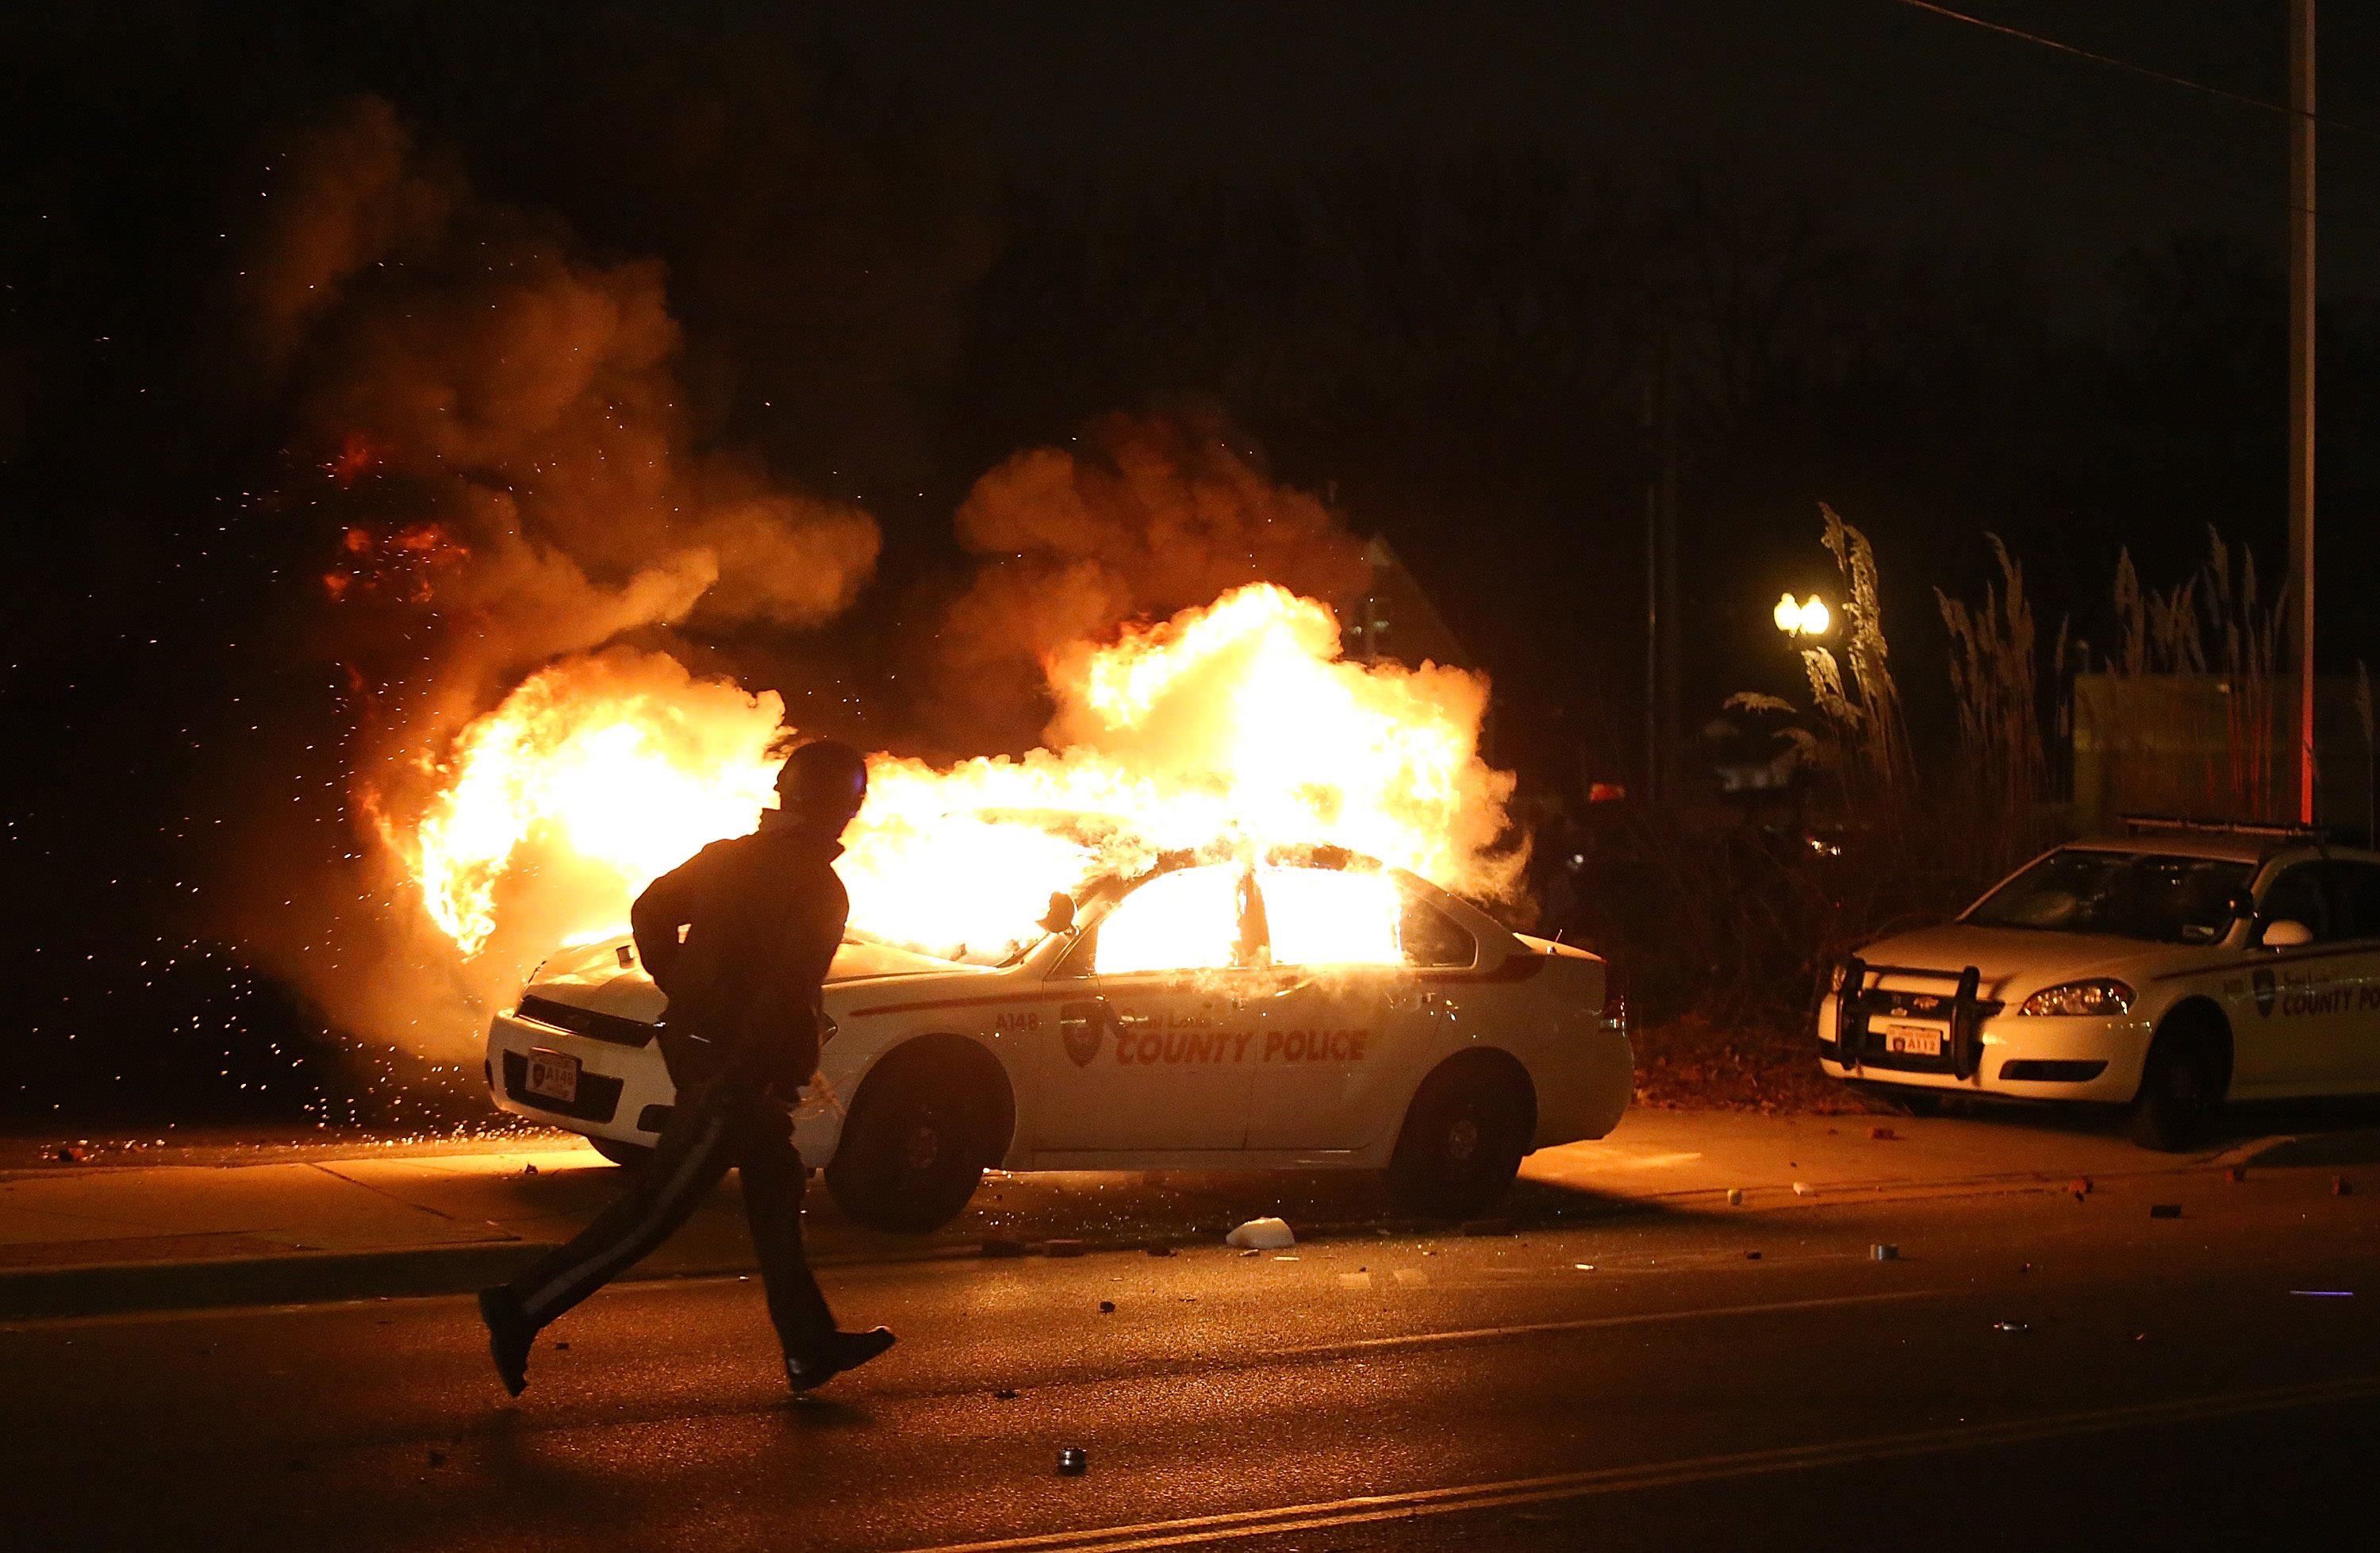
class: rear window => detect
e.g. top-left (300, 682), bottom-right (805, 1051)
top-left (1965, 849), bottom-right (2251, 944)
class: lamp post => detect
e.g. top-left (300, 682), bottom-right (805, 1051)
top-left (1773, 592), bottom-right (1831, 640)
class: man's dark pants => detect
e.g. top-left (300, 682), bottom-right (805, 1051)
top-left (498, 1048), bottom-right (835, 1362)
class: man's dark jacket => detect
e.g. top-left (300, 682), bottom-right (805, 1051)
top-left (630, 810), bottom-right (848, 1090)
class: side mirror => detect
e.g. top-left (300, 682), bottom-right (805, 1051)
top-left (1038, 892), bottom-right (1077, 936)
top-left (2260, 917), bottom-right (2314, 949)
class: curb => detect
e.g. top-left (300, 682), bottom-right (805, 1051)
top-left (10, 1134), bottom-right (2357, 1323)
top-left (0, 1242), bottom-right (555, 1323)
top-left (0, 1232), bottom-right (1069, 1324)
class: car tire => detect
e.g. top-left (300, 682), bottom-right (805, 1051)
top-left (1386, 1059), bottom-right (1534, 1220)
top-left (826, 1050), bottom-right (1000, 1233)
top-left (588, 1137), bottom-right (651, 1168)
top-left (2129, 1020), bottom-right (2221, 1151)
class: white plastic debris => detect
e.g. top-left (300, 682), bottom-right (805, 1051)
top-left (1725, 1188), bottom-right (1745, 1206)
top-left (1226, 1217), bottom-right (1296, 1250)
top-left (1791, 1182), bottom-right (1814, 1197)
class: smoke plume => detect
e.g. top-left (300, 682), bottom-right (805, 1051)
top-left (225, 98), bottom-right (878, 1051)
top-left (926, 411), bottom-right (1370, 747)
top-left (241, 98), bottom-right (878, 662)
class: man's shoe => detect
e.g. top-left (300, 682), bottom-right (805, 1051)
top-left (478, 1286), bottom-right (533, 1397)
top-left (785, 1327), bottom-right (896, 1393)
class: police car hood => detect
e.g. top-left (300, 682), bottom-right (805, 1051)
top-left (1855, 922), bottom-right (2180, 1002)
top-left (524, 933), bottom-right (996, 1024)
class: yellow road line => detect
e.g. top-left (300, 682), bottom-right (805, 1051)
top-left (899, 1373), bottom-right (2380, 1553)
top-left (1266, 1286), bottom-right (1941, 1365)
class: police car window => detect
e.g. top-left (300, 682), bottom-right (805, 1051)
top-left (1257, 867), bottom-right (1403, 967)
top-left (2261, 864), bottom-right (2332, 942)
top-left (1965, 849), bottom-right (2251, 944)
top-left (2330, 862), bottom-right (2380, 940)
top-left (1095, 864), bottom-right (1253, 975)
top-left (1400, 898), bottom-right (1477, 969)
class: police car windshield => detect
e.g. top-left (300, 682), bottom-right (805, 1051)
top-left (1964, 848), bottom-right (2251, 944)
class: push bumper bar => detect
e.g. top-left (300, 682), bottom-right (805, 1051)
top-left (1832, 958), bottom-right (2003, 1081)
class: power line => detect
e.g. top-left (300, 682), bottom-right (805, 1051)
top-left (1875, 0), bottom-right (2378, 140)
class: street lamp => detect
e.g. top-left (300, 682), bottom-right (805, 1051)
top-left (1772, 592), bottom-right (1830, 638)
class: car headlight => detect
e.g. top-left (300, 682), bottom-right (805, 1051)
top-left (2018, 979), bottom-right (2134, 1017)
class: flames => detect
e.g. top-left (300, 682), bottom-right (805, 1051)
top-left (382, 582), bottom-right (1516, 986)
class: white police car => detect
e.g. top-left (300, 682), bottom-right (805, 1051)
top-left (1821, 821), bottom-right (2380, 1147)
top-left (487, 851), bottom-right (1631, 1230)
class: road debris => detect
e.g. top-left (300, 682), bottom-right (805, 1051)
top-left (1871, 1244), bottom-right (1898, 1261)
top-left (1745, 1250), bottom-right (1763, 1260)
top-left (1791, 1182), bottom-right (1814, 1197)
top-left (1098, 1301), bottom-right (1115, 1313)
top-left (1058, 1448), bottom-right (1089, 1476)
top-left (1042, 1239), bottom-right (1085, 1258)
top-left (981, 1237), bottom-right (1027, 1259)
top-left (2226, 1167), bottom-right (2248, 1184)
top-left (1868, 1125), bottom-right (1898, 1141)
top-left (1144, 1243), bottom-right (1175, 1257)
top-left (1725, 1188), bottom-right (1745, 1206)
top-left (1226, 1217), bottom-right (1296, 1251)
top-left (2149, 1204), bottom-right (2182, 1220)
top-left (2068, 1177), bottom-right (2093, 1200)
top-left (1991, 1320), bottom-right (2031, 1334)
top-left (993, 1388), bottom-right (1019, 1400)
top-left (2336, 1177), bottom-right (2355, 1197)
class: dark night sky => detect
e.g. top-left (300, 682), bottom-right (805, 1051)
top-left (849, 2), bottom-right (2379, 290)
top-left (3, 1), bottom-right (2377, 1119)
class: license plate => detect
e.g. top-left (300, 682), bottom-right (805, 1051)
top-left (526, 1049), bottom-right (581, 1103)
top-left (1883, 1024), bottom-right (1945, 1057)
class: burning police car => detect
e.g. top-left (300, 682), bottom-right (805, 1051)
top-left (487, 852), bottom-right (1631, 1230)
top-left (1821, 822), bottom-right (2380, 1148)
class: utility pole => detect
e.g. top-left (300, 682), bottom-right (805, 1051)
top-left (2289, 0), bottom-right (2317, 824)
top-left (1643, 375), bottom-right (1662, 807)
top-left (1642, 343), bottom-right (1681, 807)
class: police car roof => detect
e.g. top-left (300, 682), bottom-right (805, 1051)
top-left (2067, 831), bottom-right (2293, 866)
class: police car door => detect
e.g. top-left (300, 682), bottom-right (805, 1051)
top-left (2310, 859), bottom-right (2380, 1090)
top-left (1034, 863), bottom-right (1260, 1154)
top-left (1245, 867), bottom-right (1457, 1153)
top-left (2236, 859), bottom-right (2354, 1090)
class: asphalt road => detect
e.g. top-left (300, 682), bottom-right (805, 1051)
top-left (5, 1163), bottom-right (2375, 1553)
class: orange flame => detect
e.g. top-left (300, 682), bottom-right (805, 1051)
top-left (383, 584), bottom-right (1517, 978)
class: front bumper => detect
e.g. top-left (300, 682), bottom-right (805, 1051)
top-left (486, 1011), bottom-right (678, 1146)
top-left (485, 1009), bottom-right (850, 1155)
top-left (1816, 991), bottom-right (2151, 1103)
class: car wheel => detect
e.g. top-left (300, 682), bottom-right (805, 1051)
top-left (588, 1137), bottom-right (651, 1168)
top-left (2129, 1021), bottom-right (2221, 1151)
top-left (1386, 1059), bottom-right (1534, 1220)
top-left (826, 1051), bottom-right (999, 1233)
